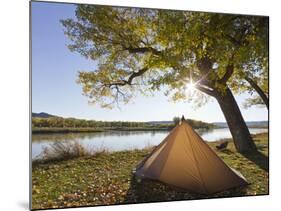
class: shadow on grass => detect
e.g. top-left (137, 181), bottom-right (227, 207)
top-left (123, 174), bottom-right (199, 203)
top-left (123, 174), bottom-right (248, 204)
top-left (219, 149), bottom-right (233, 155)
top-left (241, 150), bottom-right (269, 172)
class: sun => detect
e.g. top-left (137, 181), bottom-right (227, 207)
top-left (186, 81), bottom-right (195, 92)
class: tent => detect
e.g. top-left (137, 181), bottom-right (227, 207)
top-left (134, 118), bottom-right (248, 194)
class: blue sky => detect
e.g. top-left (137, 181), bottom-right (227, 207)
top-left (31, 2), bottom-right (268, 123)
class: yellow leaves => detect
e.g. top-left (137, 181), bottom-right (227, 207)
top-left (62, 5), bottom-right (268, 110)
top-left (171, 91), bottom-right (186, 102)
top-left (100, 87), bottom-right (111, 97)
top-left (33, 187), bottom-right (40, 194)
top-left (82, 84), bottom-right (91, 93)
top-left (57, 193), bottom-right (82, 203)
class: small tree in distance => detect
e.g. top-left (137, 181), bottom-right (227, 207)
top-left (173, 117), bottom-right (180, 126)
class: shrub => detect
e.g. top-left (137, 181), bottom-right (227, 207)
top-left (35, 141), bottom-right (108, 163)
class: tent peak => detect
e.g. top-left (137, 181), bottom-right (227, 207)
top-left (181, 115), bottom-right (185, 121)
top-left (179, 115), bottom-right (186, 125)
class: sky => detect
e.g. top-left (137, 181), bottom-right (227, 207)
top-left (31, 1), bottom-right (268, 123)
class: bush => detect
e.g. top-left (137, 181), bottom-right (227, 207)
top-left (36, 141), bottom-right (108, 163)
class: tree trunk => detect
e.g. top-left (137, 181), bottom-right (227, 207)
top-left (245, 76), bottom-right (269, 109)
top-left (215, 87), bottom-right (257, 153)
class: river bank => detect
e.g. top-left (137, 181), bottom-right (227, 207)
top-left (32, 133), bottom-right (268, 210)
top-left (32, 127), bottom-right (173, 134)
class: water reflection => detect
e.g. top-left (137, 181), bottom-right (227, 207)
top-left (32, 130), bottom-right (168, 142)
top-left (32, 128), bottom-right (268, 159)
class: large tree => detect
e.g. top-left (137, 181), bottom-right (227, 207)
top-left (228, 18), bottom-right (268, 109)
top-left (61, 5), bottom-right (268, 153)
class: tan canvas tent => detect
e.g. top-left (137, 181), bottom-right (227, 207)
top-left (134, 119), bottom-right (248, 194)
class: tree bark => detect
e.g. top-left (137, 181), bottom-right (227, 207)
top-left (196, 57), bottom-right (257, 153)
top-left (245, 76), bottom-right (269, 109)
top-left (215, 87), bottom-right (257, 153)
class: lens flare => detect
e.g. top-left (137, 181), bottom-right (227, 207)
top-left (186, 81), bottom-right (195, 92)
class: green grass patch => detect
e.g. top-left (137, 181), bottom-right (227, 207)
top-left (32, 133), bottom-right (269, 210)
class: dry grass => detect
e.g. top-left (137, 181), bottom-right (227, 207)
top-left (33, 141), bottom-right (108, 164)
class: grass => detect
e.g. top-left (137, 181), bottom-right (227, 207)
top-left (32, 133), bottom-right (269, 210)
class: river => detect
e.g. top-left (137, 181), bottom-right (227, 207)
top-left (32, 127), bottom-right (268, 159)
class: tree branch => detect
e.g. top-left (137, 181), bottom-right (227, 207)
top-left (245, 76), bottom-right (269, 109)
top-left (195, 84), bottom-right (216, 97)
top-left (224, 34), bottom-right (241, 46)
top-left (218, 64), bottom-right (234, 84)
top-left (127, 67), bottom-right (148, 84)
top-left (224, 25), bottom-right (251, 47)
top-left (197, 57), bottom-right (213, 74)
top-left (123, 46), bottom-right (161, 55)
top-left (104, 67), bottom-right (149, 87)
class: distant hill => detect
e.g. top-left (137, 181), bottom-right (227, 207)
top-left (32, 112), bottom-right (57, 118)
top-left (213, 121), bottom-right (268, 128)
top-left (246, 121), bottom-right (269, 128)
top-left (32, 113), bottom-right (268, 129)
top-left (212, 122), bottom-right (228, 128)
top-left (147, 119), bottom-right (215, 129)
